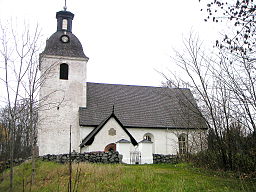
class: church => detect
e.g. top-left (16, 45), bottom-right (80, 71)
top-left (37, 8), bottom-right (207, 164)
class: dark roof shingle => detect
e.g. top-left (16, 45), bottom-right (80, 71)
top-left (79, 83), bottom-right (207, 129)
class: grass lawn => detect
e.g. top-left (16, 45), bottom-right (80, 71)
top-left (0, 160), bottom-right (255, 192)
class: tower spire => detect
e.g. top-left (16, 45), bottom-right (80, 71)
top-left (64, 0), bottom-right (67, 11)
top-left (112, 105), bottom-right (115, 114)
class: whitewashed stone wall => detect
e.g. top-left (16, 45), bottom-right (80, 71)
top-left (80, 125), bottom-right (207, 159)
top-left (80, 117), bottom-right (133, 153)
top-left (138, 141), bottom-right (153, 164)
top-left (80, 126), bottom-right (94, 148)
top-left (38, 55), bottom-right (88, 156)
top-left (116, 141), bottom-right (132, 164)
top-left (127, 128), bottom-right (173, 155)
top-left (126, 128), bottom-right (207, 155)
top-left (187, 129), bottom-right (208, 153)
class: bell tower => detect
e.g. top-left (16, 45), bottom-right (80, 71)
top-left (38, 8), bottom-right (89, 155)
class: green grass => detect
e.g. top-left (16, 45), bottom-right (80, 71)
top-left (0, 160), bottom-right (255, 192)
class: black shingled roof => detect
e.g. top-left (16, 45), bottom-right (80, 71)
top-left (79, 83), bottom-right (207, 129)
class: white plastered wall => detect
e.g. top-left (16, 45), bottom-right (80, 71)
top-left (127, 128), bottom-right (207, 155)
top-left (138, 142), bottom-right (153, 164)
top-left (127, 128), bottom-right (172, 155)
top-left (116, 142), bottom-right (132, 164)
top-left (80, 117), bottom-right (133, 153)
top-left (80, 125), bottom-right (207, 155)
top-left (80, 126), bottom-right (94, 142)
top-left (38, 55), bottom-right (87, 155)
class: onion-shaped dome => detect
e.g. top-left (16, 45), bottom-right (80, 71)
top-left (41, 10), bottom-right (88, 59)
top-left (42, 31), bottom-right (88, 59)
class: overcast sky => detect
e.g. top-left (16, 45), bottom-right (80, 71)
top-left (0, 0), bottom-right (219, 87)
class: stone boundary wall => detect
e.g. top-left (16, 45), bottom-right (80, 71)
top-left (40, 151), bottom-right (122, 164)
top-left (0, 151), bottom-right (122, 172)
top-left (1, 152), bottom-right (178, 172)
top-left (153, 154), bottom-right (178, 164)
top-left (0, 158), bottom-right (25, 172)
top-left (42, 153), bottom-right (178, 164)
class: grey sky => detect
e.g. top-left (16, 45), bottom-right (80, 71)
top-left (0, 0), bottom-right (218, 87)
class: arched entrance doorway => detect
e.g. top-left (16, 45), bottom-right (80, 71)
top-left (104, 143), bottom-right (116, 152)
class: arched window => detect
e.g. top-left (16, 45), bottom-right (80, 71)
top-left (143, 133), bottom-right (155, 153)
top-left (143, 133), bottom-right (153, 142)
top-left (178, 134), bottom-right (187, 155)
top-left (60, 63), bottom-right (69, 80)
top-left (144, 135), bottom-right (152, 141)
top-left (62, 19), bottom-right (68, 30)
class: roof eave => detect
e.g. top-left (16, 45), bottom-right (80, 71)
top-left (80, 124), bottom-right (208, 130)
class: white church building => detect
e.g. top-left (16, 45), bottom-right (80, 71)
top-left (37, 9), bottom-right (207, 164)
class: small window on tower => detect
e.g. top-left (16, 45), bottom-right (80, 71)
top-left (62, 19), bottom-right (68, 30)
top-left (60, 63), bottom-right (69, 80)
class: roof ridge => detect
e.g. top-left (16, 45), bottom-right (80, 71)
top-left (87, 82), bottom-right (190, 90)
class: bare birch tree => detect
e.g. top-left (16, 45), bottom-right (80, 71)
top-left (0, 19), bottom-right (66, 189)
top-left (166, 32), bottom-right (255, 171)
top-left (0, 20), bottom-right (43, 190)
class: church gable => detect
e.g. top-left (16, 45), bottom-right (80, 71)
top-left (80, 111), bottom-right (137, 150)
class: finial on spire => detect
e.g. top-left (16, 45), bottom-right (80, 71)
top-left (63, 0), bottom-right (67, 11)
top-left (112, 105), bottom-right (115, 114)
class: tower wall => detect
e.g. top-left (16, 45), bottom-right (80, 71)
top-left (38, 55), bottom-right (88, 155)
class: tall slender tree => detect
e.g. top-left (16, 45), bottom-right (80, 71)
top-left (0, 20), bottom-right (60, 190)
